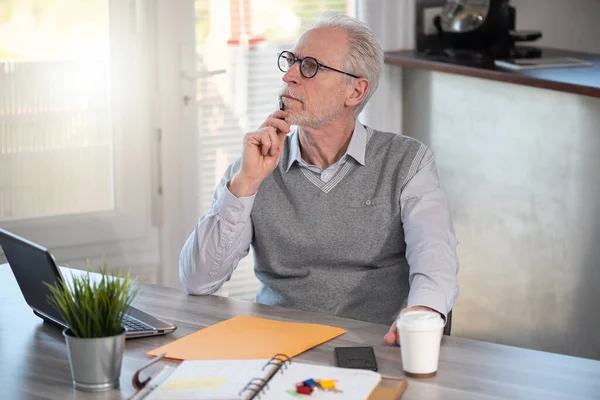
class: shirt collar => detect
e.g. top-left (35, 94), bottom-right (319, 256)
top-left (286, 120), bottom-right (367, 172)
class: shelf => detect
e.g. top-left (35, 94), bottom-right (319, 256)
top-left (384, 47), bottom-right (600, 98)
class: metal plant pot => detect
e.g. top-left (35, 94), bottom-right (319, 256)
top-left (63, 328), bottom-right (126, 391)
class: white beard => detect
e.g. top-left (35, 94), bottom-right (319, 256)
top-left (286, 86), bottom-right (346, 129)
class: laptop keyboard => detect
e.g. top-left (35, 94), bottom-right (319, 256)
top-left (122, 314), bottom-right (155, 332)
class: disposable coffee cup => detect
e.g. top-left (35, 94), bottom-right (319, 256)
top-left (397, 310), bottom-right (445, 378)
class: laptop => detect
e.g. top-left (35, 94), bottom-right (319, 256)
top-left (0, 228), bottom-right (177, 339)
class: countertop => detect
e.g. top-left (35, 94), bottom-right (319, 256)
top-left (384, 47), bottom-right (600, 98)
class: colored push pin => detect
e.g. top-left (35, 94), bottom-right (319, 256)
top-left (296, 383), bottom-right (314, 395)
top-left (302, 379), bottom-right (318, 388)
top-left (319, 380), bottom-right (337, 390)
top-left (315, 379), bottom-right (342, 393)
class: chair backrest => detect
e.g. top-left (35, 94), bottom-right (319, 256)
top-left (443, 310), bottom-right (453, 336)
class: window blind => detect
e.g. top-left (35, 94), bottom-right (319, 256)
top-left (193, 0), bottom-right (352, 299)
top-left (0, 1), bottom-right (113, 221)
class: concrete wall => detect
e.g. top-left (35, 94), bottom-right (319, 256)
top-left (400, 0), bottom-right (600, 359)
top-left (510, 0), bottom-right (600, 53)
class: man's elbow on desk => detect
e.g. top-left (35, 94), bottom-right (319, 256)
top-left (179, 255), bottom-right (225, 296)
top-left (179, 268), bottom-right (224, 295)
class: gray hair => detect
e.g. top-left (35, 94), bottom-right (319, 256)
top-left (307, 12), bottom-right (384, 117)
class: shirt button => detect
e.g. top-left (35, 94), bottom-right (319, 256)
top-left (365, 200), bottom-right (371, 205)
top-left (232, 207), bottom-right (239, 212)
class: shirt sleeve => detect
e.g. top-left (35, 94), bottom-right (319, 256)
top-left (179, 161), bottom-right (255, 295)
top-left (400, 147), bottom-right (459, 319)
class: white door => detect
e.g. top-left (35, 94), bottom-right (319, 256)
top-left (0, 0), bottom-right (158, 280)
top-left (156, 0), bottom-right (354, 293)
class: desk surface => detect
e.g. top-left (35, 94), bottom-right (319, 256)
top-left (384, 48), bottom-right (600, 98)
top-left (1, 264), bottom-right (599, 400)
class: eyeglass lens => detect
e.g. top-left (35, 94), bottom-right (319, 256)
top-left (278, 52), bottom-right (319, 78)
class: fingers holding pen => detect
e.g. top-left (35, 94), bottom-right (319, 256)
top-left (266, 126), bottom-right (281, 156)
top-left (236, 110), bottom-right (290, 191)
top-left (249, 126), bottom-right (281, 157)
top-left (262, 114), bottom-right (291, 135)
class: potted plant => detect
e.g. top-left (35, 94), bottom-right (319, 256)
top-left (45, 260), bottom-right (139, 391)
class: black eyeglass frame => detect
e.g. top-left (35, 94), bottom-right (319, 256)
top-left (277, 51), bottom-right (360, 79)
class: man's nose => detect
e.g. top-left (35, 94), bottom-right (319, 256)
top-left (282, 62), bottom-right (302, 85)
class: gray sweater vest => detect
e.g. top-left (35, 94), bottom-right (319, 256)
top-left (250, 126), bottom-right (426, 325)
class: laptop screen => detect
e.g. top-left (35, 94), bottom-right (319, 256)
top-left (0, 229), bottom-right (65, 325)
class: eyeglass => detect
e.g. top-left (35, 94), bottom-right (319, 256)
top-left (277, 51), bottom-right (360, 79)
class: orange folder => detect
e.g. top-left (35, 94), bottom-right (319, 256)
top-left (147, 315), bottom-right (346, 361)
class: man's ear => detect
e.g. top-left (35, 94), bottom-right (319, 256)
top-left (345, 78), bottom-right (370, 108)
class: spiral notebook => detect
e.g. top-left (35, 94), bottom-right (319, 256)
top-left (143, 354), bottom-right (407, 400)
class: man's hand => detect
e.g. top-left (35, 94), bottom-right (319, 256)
top-left (384, 306), bottom-right (441, 345)
top-left (229, 110), bottom-right (291, 197)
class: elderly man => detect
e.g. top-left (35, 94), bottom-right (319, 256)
top-left (180, 13), bottom-right (459, 345)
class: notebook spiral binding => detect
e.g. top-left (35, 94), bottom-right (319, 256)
top-left (238, 353), bottom-right (292, 399)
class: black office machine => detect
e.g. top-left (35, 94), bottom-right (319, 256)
top-left (418, 0), bottom-right (542, 60)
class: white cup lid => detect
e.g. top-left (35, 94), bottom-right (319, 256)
top-left (397, 310), bottom-right (445, 332)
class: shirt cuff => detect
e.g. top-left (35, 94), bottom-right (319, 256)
top-left (407, 288), bottom-right (449, 322)
top-left (213, 181), bottom-right (256, 224)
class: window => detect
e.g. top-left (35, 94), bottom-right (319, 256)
top-left (192, 0), bottom-right (354, 298)
top-left (0, 0), bottom-right (113, 221)
top-left (0, 1), bottom-right (154, 261)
